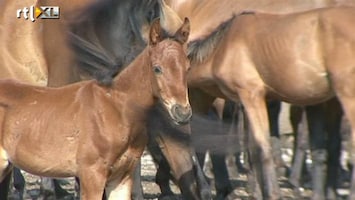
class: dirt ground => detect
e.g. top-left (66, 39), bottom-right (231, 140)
top-left (8, 103), bottom-right (352, 200)
top-left (9, 139), bottom-right (351, 200)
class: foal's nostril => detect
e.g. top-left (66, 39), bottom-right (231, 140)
top-left (171, 104), bottom-right (192, 124)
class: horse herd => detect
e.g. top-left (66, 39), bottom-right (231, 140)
top-left (2, 0), bottom-right (355, 199)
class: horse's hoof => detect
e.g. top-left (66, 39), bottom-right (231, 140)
top-left (200, 189), bottom-right (212, 200)
top-left (325, 188), bottom-right (337, 200)
top-left (158, 194), bottom-right (179, 200)
top-left (57, 195), bottom-right (75, 200)
top-left (214, 187), bottom-right (233, 200)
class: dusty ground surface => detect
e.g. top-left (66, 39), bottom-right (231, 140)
top-left (8, 135), bottom-right (352, 200)
top-left (8, 103), bottom-right (352, 199)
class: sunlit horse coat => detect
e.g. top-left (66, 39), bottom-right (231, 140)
top-left (164, 5), bottom-right (355, 200)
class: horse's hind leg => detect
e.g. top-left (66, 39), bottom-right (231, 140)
top-left (328, 70), bottom-right (355, 200)
top-left (325, 99), bottom-right (342, 199)
top-left (334, 94), bottom-right (355, 200)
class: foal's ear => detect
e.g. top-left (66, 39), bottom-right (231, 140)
top-left (149, 18), bottom-right (163, 45)
top-left (174, 17), bottom-right (190, 44)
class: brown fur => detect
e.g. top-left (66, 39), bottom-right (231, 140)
top-left (162, 0), bottom-right (355, 41)
top-left (164, 4), bottom-right (355, 199)
top-left (0, 19), bottom-right (191, 200)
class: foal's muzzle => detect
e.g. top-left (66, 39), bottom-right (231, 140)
top-left (170, 104), bottom-right (192, 125)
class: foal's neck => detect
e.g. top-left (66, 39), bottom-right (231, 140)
top-left (111, 49), bottom-right (154, 110)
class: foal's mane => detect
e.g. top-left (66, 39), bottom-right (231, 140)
top-left (188, 11), bottom-right (255, 64)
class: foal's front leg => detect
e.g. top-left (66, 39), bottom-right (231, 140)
top-left (79, 166), bottom-right (107, 200)
top-left (105, 174), bottom-right (133, 200)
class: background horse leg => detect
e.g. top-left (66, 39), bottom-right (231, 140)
top-left (147, 104), bottom-right (211, 200)
top-left (13, 167), bottom-right (25, 200)
top-left (232, 103), bottom-right (248, 175)
top-left (306, 104), bottom-right (327, 200)
top-left (0, 169), bottom-right (12, 200)
top-left (267, 100), bottom-right (287, 176)
top-left (336, 96), bottom-right (355, 200)
top-left (325, 98), bottom-right (342, 199)
top-left (0, 168), bottom-right (25, 200)
top-left (207, 103), bottom-right (233, 200)
top-left (132, 161), bottom-right (144, 200)
top-left (147, 137), bottom-right (175, 199)
top-left (232, 103), bottom-right (262, 199)
top-left (154, 131), bottom-right (207, 200)
top-left (288, 105), bottom-right (309, 197)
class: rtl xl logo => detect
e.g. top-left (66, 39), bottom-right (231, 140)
top-left (16, 6), bottom-right (60, 22)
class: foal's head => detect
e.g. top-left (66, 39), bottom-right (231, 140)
top-left (148, 18), bottom-right (191, 125)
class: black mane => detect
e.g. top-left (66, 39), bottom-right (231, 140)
top-left (187, 11), bottom-right (255, 64)
top-left (68, 0), bottom-right (160, 86)
top-left (187, 15), bottom-right (235, 64)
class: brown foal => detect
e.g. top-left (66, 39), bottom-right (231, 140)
top-left (0, 18), bottom-right (191, 200)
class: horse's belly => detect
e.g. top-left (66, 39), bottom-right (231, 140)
top-left (9, 153), bottom-right (77, 178)
top-left (2, 117), bottom-right (78, 177)
top-left (265, 70), bottom-right (333, 105)
top-left (4, 139), bottom-right (77, 177)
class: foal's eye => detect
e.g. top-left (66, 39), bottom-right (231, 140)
top-left (153, 66), bottom-right (163, 75)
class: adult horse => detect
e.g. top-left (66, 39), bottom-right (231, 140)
top-left (0, 18), bottom-right (191, 200)
top-left (161, 5), bottom-right (355, 200)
